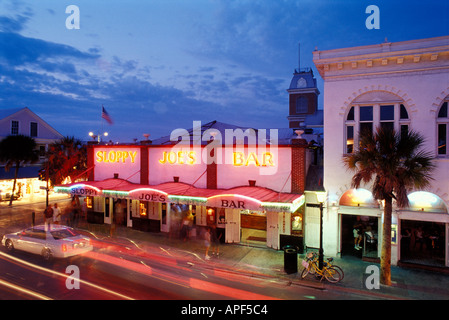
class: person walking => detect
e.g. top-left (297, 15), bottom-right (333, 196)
top-left (204, 227), bottom-right (211, 260)
top-left (53, 203), bottom-right (61, 225)
top-left (43, 205), bottom-right (53, 231)
top-left (211, 225), bottom-right (222, 257)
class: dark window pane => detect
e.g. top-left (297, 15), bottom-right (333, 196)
top-left (400, 125), bottom-right (408, 138)
top-left (11, 120), bottom-right (19, 135)
top-left (346, 126), bottom-right (354, 153)
top-left (381, 122), bottom-right (394, 131)
top-left (360, 106), bottom-right (373, 121)
top-left (347, 107), bottom-right (354, 121)
top-left (438, 102), bottom-right (448, 118)
top-left (360, 122), bottom-right (373, 136)
top-left (296, 96), bottom-right (308, 114)
top-left (438, 124), bottom-right (447, 155)
top-left (30, 122), bottom-right (38, 137)
top-left (380, 105), bottom-right (394, 121)
top-left (400, 104), bottom-right (409, 119)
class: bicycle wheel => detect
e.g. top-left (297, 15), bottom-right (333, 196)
top-left (324, 267), bottom-right (341, 283)
top-left (300, 264), bottom-right (311, 279)
top-left (332, 265), bottom-right (344, 281)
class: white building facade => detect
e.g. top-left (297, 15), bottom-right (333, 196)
top-left (313, 36), bottom-right (449, 267)
top-left (0, 107), bottom-right (64, 201)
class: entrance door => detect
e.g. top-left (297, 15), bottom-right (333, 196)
top-left (400, 219), bottom-right (446, 267)
top-left (225, 209), bottom-right (240, 243)
top-left (104, 197), bottom-right (112, 224)
top-left (341, 214), bottom-right (379, 259)
top-left (267, 212), bottom-right (279, 249)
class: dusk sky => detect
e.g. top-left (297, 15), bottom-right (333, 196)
top-left (0, 0), bottom-right (448, 143)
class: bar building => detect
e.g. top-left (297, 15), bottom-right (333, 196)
top-left (313, 36), bottom-right (449, 268)
top-left (56, 118), bottom-right (323, 250)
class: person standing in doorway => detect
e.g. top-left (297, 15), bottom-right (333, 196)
top-left (353, 223), bottom-right (363, 250)
top-left (204, 227), bottom-right (211, 260)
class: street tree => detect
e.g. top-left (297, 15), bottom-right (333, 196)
top-left (43, 136), bottom-right (87, 186)
top-left (0, 135), bottom-right (39, 206)
top-left (343, 127), bottom-right (434, 285)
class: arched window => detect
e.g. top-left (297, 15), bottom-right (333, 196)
top-left (344, 91), bottom-right (410, 154)
top-left (437, 99), bottom-right (449, 156)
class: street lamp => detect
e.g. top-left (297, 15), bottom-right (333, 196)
top-left (89, 131), bottom-right (108, 143)
top-left (316, 192), bottom-right (326, 270)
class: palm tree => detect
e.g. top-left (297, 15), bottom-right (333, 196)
top-left (0, 135), bottom-right (39, 206)
top-left (43, 136), bottom-right (87, 187)
top-left (343, 127), bottom-right (434, 285)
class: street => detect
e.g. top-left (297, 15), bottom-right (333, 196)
top-left (0, 197), bottom-right (403, 302)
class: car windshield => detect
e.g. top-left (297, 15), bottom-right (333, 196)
top-left (50, 228), bottom-right (80, 240)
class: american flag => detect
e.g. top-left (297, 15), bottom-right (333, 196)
top-left (101, 106), bottom-right (113, 125)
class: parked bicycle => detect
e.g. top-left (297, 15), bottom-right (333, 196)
top-left (300, 252), bottom-right (343, 283)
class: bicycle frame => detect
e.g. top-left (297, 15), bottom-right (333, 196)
top-left (301, 252), bottom-right (342, 283)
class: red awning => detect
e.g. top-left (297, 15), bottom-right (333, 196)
top-left (55, 178), bottom-right (304, 209)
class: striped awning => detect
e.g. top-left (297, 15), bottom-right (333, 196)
top-left (55, 178), bottom-right (304, 212)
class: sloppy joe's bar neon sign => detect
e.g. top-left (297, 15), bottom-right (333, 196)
top-left (158, 151), bottom-right (275, 167)
top-left (96, 150), bottom-right (138, 163)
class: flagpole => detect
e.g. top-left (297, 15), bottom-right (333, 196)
top-left (101, 105), bottom-right (104, 142)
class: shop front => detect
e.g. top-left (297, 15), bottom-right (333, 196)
top-left (330, 188), bottom-right (449, 267)
top-left (55, 179), bottom-right (305, 250)
top-left (397, 191), bottom-right (449, 268)
top-left (56, 122), bottom-right (319, 251)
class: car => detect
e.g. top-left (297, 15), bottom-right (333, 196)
top-left (1, 225), bottom-right (93, 260)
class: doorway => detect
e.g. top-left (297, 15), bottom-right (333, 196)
top-left (400, 220), bottom-right (445, 267)
top-left (341, 214), bottom-right (379, 259)
top-left (240, 210), bottom-right (266, 247)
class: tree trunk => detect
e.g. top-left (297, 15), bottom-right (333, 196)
top-left (380, 196), bottom-right (392, 285)
top-left (8, 163), bottom-right (19, 207)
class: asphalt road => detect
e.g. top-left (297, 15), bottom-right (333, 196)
top-left (0, 197), bottom-right (377, 303)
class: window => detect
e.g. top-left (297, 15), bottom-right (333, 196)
top-left (344, 102), bottom-right (410, 154)
top-left (296, 96), bottom-right (308, 114)
top-left (359, 106), bottom-right (373, 136)
top-left (30, 122), bottom-right (38, 137)
top-left (11, 120), bottom-right (19, 135)
top-left (380, 105), bottom-right (394, 131)
top-left (437, 101), bottom-right (449, 156)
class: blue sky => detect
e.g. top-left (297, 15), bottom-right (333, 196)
top-left (0, 0), bottom-right (447, 142)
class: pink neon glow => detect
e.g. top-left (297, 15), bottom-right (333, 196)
top-left (189, 278), bottom-right (280, 300)
top-left (129, 188), bottom-right (168, 195)
top-left (207, 194), bottom-right (262, 205)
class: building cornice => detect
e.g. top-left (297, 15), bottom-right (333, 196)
top-left (313, 36), bottom-right (449, 80)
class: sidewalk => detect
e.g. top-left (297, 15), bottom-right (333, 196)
top-left (79, 222), bottom-right (449, 300)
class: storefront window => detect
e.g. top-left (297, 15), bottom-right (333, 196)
top-left (291, 212), bottom-right (303, 236)
top-left (139, 202), bottom-right (147, 217)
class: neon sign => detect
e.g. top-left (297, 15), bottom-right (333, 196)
top-left (157, 150), bottom-right (275, 167)
top-left (96, 150), bottom-right (138, 164)
top-left (232, 152), bottom-right (275, 167)
top-left (158, 151), bottom-right (196, 165)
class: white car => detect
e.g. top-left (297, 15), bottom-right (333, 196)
top-left (2, 225), bottom-right (93, 260)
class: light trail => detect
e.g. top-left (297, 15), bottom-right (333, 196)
top-left (0, 251), bottom-right (134, 300)
top-left (0, 278), bottom-right (52, 300)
